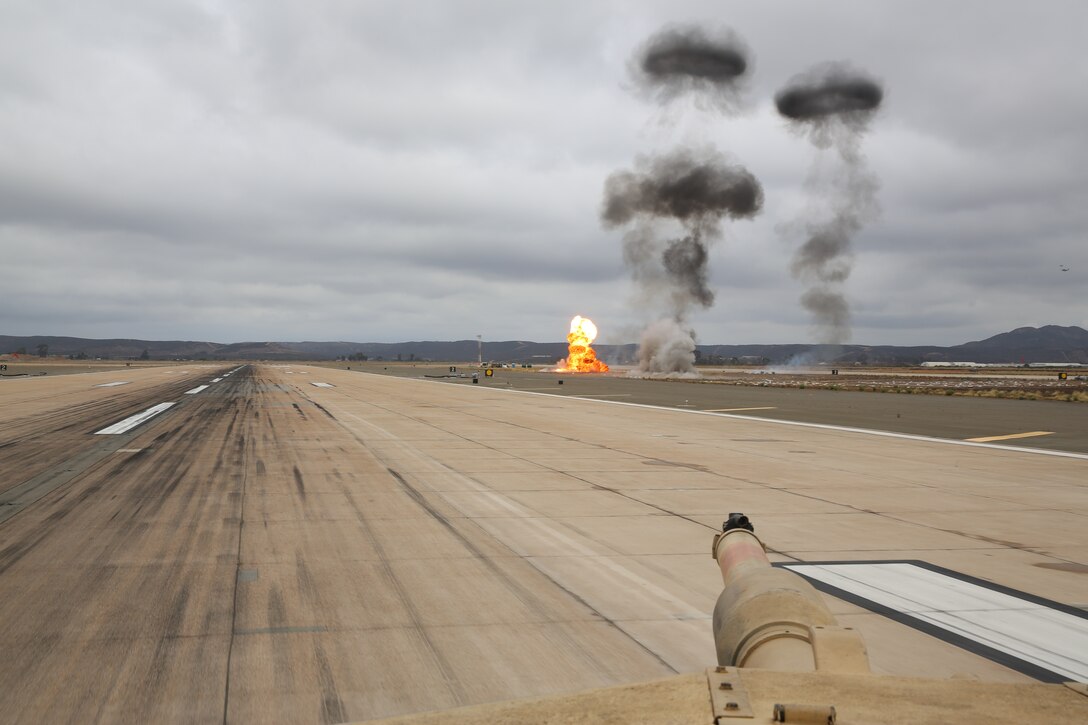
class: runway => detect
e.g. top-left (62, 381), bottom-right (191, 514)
top-left (1, 364), bottom-right (1085, 722)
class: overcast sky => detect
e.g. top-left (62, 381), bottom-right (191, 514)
top-left (2, 0), bottom-right (1085, 346)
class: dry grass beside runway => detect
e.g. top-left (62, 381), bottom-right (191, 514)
top-left (0, 359), bottom-right (194, 378)
top-left (266, 360), bottom-right (1088, 403)
top-left (696, 373), bottom-right (1088, 403)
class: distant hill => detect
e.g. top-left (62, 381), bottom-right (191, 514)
top-left (950, 325), bottom-right (1088, 364)
top-left (2, 325), bottom-right (1086, 365)
top-left (0, 335), bottom-right (219, 360)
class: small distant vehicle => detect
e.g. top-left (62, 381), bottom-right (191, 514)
top-left (1060, 264), bottom-right (1070, 271)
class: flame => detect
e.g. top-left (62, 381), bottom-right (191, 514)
top-left (558, 315), bottom-right (610, 373)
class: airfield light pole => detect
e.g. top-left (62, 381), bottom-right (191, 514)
top-left (477, 335), bottom-right (482, 366)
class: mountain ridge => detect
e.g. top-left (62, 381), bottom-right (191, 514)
top-left (2, 325), bottom-right (1086, 365)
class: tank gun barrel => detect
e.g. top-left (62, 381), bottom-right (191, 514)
top-left (711, 513), bottom-right (870, 673)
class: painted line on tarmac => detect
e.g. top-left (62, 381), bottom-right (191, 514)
top-left (965, 431), bottom-right (1054, 443)
top-left (704, 406), bottom-right (777, 412)
top-left (94, 402), bottom-right (176, 435)
top-left (211, 377), bottom-right (223, 383)
top-left (94, 381), bottom-right (131, 388)
top-left (783, 561), bottom-right (1088, 682)
top-left (184, 385), bottom-right (209, 395)
top-left (311, 382), bottom-right (335, 388)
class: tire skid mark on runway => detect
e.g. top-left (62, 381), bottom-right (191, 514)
top-left (385, 466), bottom-right (680, 674)
top-left (0, 438), bottom-right (139, 526)
top-left (387, 465), bottom-right (674, 657)
top-left (314, 642), bottom-right (348, 725)
top-left (222, 370), bottom-right (256, 725)
top-left (281, 382), bottom-right (633, 698)
top-left (326, 380), bottom-right (802, 604)
top-left (292, 466), bottom-right (307, 499)
top-left (0, 526), bottom-right (51, 576)
top-left (335, 388), bottom-right (731, 553)
top-left (327, 404), bottom-right (701, 669)
top-left (231, 371), bottom-right (469, 714)
top-left (0, 368), bottom-right (234, 501)
top-left (335, 383), bottom-right (725, 534)
top-left (338, 487), bottom-right (470, 706)
top-left (0, 368), bottom-right (252, 722)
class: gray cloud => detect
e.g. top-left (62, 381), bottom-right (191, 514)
top-left (0, 1), bottom-right (1085, 346)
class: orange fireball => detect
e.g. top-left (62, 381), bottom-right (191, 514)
top-left (558, 315), bottom-right (609, 373)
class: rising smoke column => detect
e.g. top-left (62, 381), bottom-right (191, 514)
top-left (775, 62), bottom-right (883, 345)
top-left (629, 24), bottom-right (751, 113)
top-left (602, 148), bottom-right (763, 374)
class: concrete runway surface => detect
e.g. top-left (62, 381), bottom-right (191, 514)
top-left (1, 364), bottom-right (1085, 722)
top-left (358, 362), bottom-right (1088, 453)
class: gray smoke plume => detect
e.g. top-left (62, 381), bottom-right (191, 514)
top-left (663, 237), bottom-right (713, 308)
top-left (775, 62), bottom-right (883, 345)
top-left (602, 147), bottom-right (763, 374)
top-left (629, 24), bottom-right (752, 112)
top-left (637, 318), bottom-right (700, 378)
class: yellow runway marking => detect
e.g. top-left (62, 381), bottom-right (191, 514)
top-left (705, 406), bottom-right (778, 412)
top-left (965, 431), bottom-right (1054, 443)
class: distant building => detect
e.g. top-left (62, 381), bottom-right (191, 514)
top-left (920, 361), bottom-right (1084, 368)
top-left (920, 362), bottom-right (989, 368)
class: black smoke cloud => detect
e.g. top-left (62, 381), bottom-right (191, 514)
top-left (602, 148), bottom-right (763, 373)
top-left (776, 62), bottom-right (883, 346)
top-left (602, 149), bottom-right (762, 234)
top-left (629, 24), bottom-right (752, 112)
top-left (775, 62), bottom-right (883, 150)
top-left (776, 71), bottom-right (882, 119)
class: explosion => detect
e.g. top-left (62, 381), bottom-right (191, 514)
top-left (558, 315), bottom-right (609, 373)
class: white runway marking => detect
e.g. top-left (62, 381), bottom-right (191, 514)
top-left (94, 381), bottom-right (130, 388)
top-left (211, 377), bottom-right (223, 383)
top-left (311, 382), bottom-right (335, 388)
top-left (115, 449), bottom-right (143, 454)
top-left (784, 562), bottom-right (1088, 681)
top-left (184, 385), bottom-right (209, 395)
top-left (94, 403), bottom-right (176, 435)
